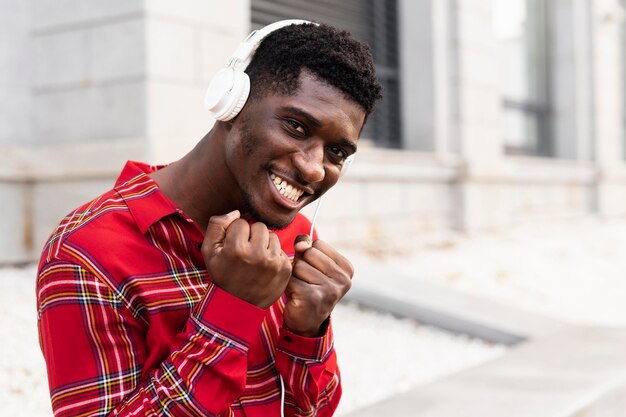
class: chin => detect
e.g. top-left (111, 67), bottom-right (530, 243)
top-left (252, 212), bottom-right (294, 230)
top-left (241, 192), bottom-right (295, 230)
top-left (260, 207), bottom-right (297, 229)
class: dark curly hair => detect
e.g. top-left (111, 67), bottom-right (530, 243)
top-left (244, 22), bottom-right (383, 118)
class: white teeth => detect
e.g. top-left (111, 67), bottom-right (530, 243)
top-left (270, 173), bottom-right (304, 202)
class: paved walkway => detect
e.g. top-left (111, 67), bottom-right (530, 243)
top-left (342, 254), bottom-right (626, 417)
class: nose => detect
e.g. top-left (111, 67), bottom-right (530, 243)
top-left (293, 143), bottom-right (325, 184)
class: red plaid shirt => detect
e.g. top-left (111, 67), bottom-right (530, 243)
top-left (37, 161), bottom-right (341, 417)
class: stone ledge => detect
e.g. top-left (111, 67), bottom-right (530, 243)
top-left (342, 326), bottom-right (626, 417)
top-left (344, 252), bottom-right (567, 343)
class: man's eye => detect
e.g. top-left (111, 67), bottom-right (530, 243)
top-left (287, 120), bottom-right (306, 135)
top-left (327, 146), bottom-right (346, 160)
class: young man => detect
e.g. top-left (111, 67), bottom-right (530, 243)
top-left (37, 21), bottom-right (382, 416)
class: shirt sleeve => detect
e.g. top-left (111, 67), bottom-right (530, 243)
top-left (274, 319), bottom-right (341, 417)
top-left (37, 259), bottom-right (265, 417)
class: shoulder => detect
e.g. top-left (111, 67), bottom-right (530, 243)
top-left (39, 187), bottom-right (135, 265)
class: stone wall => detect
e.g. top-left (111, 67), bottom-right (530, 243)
top-left (1, 0), bottom-right (626, 264)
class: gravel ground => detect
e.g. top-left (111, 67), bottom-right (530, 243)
top-left (0, 265), bottom-right (52, 417)
top-left (0, 264), bottom-right (503, 416)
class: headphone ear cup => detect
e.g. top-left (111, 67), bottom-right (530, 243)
top-left (204, 68), bottom-right (251, 121)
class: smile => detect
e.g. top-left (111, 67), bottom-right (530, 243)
top-left (270, 173), bottom-right (304, 202)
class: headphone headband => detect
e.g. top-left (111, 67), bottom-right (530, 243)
top-left (230, 19), bottom-right (315, 69)
top-left (204, 19), bottom-right (315, 121)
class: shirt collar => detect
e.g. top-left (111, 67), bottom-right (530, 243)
top-left (114, 160), bottom-right (178, 234)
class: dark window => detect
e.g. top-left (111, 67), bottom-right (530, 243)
top-left (251, 0), bottom-right (401, 148)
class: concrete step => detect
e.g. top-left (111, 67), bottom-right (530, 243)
top-left (344, 251), bottom-right (567, 344)
top-left (342, 326), bottom-right (626, 417)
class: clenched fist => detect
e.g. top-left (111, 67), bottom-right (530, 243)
top-left (284, 235), bottom-right (353, 337)
top-left (201, 210), bottom-right (292, 309)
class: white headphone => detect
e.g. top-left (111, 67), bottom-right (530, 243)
top-left (204, 19), bottom-right (315, 122)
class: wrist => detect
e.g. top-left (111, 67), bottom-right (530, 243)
top-left (284, 317), bottom-right (329, 338)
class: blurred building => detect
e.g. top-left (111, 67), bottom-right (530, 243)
top-left (1, 0), bottom-right (625, 263)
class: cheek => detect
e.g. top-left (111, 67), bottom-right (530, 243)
top-left (238, 130), bottom-right (258, 157)
top-left (321, 169), bottom-right (342, 192)
top-left (241, 135), bottom-right (260, 156)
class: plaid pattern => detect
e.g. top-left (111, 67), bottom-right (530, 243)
top-left (37, 161), bottom-right (340, 417)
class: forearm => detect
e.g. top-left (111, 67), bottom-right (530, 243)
top-left (274, 319), bottom-right (342, 417)
top-left (38, 262), bottom-right (264, 416)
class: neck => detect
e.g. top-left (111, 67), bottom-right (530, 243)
top-left (150, 124), bottom-right (239, 232)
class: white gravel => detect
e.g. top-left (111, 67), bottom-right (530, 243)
top-left (0, 264), bottom-right (52, 417)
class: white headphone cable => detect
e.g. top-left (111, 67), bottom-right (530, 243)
top-left (309, 197), bottom-right (323, 239)
top-left (279, 374), bottom-right (286, 417)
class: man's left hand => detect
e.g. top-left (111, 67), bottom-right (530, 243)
top-left (283, 235), bottom-right (353, 337)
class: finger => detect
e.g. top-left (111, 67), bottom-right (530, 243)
top-left (298, 246), bottom-right (354, 282)
top-left (223, 218), bottom-right (251, 248)
top-left (268, 232), bottom-right (284, 256)
top-left (204, 210), bottom-right (240, 248)
top-left (292, 258), bottom-right (325, 285)
top-left (285, 274), bottom-right (311, 294)
top-left (249, 222), bottom-right (270, 248)
top-left (293, 234), bottom-right (312, 258)
top-left (311, 240), bottom-right (354, 278)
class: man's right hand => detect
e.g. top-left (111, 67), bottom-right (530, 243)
top-left (201, 210), bottom-right (292, 309)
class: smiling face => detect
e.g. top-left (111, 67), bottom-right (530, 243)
top-left (224, 71), bottom-right (366, 229)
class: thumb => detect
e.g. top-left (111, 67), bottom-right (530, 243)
top-left (204, 210), bottom-right (240, 248)
top-left (293, 234), bottom-right (312, 258)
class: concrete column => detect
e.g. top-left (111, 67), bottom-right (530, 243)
top-left (142, 1), bottom-right (250, 163)
top-left (593, 0), bottom-right (626, 215)
top-left (551, 0), bottom-right (594, 160)
top-left (398, 0), bottom-right (455, 154)
top-left (398, 0), bottom-right (435, 151)
top-left (451, 0), bottom-right (508, 230)
top-left (0, 0), bottom-right (33, 146)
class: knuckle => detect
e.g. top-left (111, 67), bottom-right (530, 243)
top-left (230, 241), bottom-right (249, 258)
top-left (252, 222), bottom-right (268, 233)
top-left (344, 258), bottom-right (355, 277)
top-left (292, 260), bottom-right (306, 276)
top-left (200, 244), bottom-right (212, 258)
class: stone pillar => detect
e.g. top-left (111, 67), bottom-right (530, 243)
top-left (451, 0), bottom-right (508, 231)
top-left (593, 0), bottom-right (626, 215)
top-left (551, 0), bottom-right (595, 160)
top-left (398, 0), bottom-right (436, 151)
top-left (0, 0), bottom-right (34, 262)
top-left (398, 0), bottom-right (456, 155)
top-left (141, 2), bottom-right (250, 162)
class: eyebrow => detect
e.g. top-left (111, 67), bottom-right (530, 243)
top-left (283, 106), bottom-right (322, 128)
top-left (339, 138), bottom-right (358, 155)
top-left (282, 106), bottom-right (358, 154)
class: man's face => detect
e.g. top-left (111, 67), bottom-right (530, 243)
top-left (225, 71), bottom-right (366, 229)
